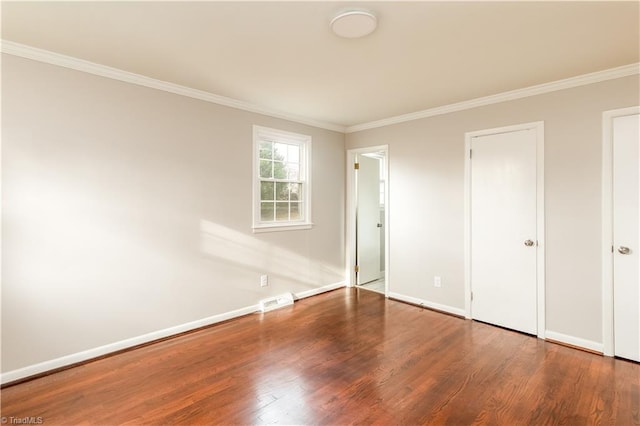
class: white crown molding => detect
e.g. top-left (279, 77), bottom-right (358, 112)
top-left (3, 40), bottom-right (638, 135)
top-left (0, 40), bottom-right (346, 133)
top-left (346, 62), bottom-right (640, 133)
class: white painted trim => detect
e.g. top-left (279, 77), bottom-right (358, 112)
top-left (346, 145), bottom-right (390, 296)
top-left (384, 150), bottom-right (390, 297)
top-left (535, 123), bottom-right (546, 339)
top-left (346, 63), bottom-right (640, 133)
top-left (0, 304), bottom-right (259, 385)
top-left (252, 223), bottom-right (313, 233)
top-left (388, 292), bottom-right (466, 318)
top-left (464, 137), bottom-right (472, 319)
top-left (0, 281), bottom-right (345, 385)
top-left (4, 41), bottom-right (637, 137)
top-left (545, 330), bottom-right (604, 354)
top-left (0, 40), bottom-right (345, 133)
top-left (464, 121), bottom-right (546, 338)
top-left (601, 106), bottom-right (640, 357)
top-left (294, 281), bottom-right (346, 300)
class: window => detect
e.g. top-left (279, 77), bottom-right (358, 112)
top-left (253, 126), bottom-right (312, 232)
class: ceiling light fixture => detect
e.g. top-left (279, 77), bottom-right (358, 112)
top-left (330, 9), bottom-right (377, 39)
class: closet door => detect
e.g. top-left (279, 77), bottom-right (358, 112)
top-left (612, 113), bottom-right (640, 362)
top-left (470, 127), bottom-right (539, 335)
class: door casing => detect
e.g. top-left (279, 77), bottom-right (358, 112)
top-left (464, 121), bottom-right (546, 338)
top-left (346, 145), bottom-right (389, 294)
top-left (602, 106), bottom-right (640, 357)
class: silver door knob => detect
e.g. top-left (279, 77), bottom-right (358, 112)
top-left (618, 246), bottom-right (631, 255)
top-left (524, 240), bottom-right (535, 247)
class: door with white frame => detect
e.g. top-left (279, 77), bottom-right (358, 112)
top-left (603, 107), bottom-right (640, 362)
top-left (465, 122), bottom-right (545, 336)
top-left (347, 146), bottom-right (389, 295)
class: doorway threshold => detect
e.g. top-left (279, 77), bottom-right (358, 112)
top-left (357, 278), bottom-right (385, 294)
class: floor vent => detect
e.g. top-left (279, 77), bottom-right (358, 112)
top-left (259, 293), bottom-right (294, 313)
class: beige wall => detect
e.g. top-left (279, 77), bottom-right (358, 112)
top-left (1, 54), bottom-right (345, 372)
top-left (346, 75), bottom-right (639, 345)
top-left (3, 50), bottom-right (638, 375)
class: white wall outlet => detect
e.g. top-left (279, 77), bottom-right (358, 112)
top-left (260, 275), bottom-right (269, 287)
top-left (434, 276), bottom-right (442, 288)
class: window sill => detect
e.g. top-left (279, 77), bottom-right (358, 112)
top-left (252, 223), bottom-right (314, 233)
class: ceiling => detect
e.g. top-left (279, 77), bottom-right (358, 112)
top-left (2, 1), bottom-right (639, 129)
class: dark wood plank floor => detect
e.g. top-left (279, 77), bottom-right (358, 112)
top-left (2, 288), bottom-right (639, 425)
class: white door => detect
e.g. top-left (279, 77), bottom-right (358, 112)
top-left (470, 128), bottom-right (538, 335)
top-left (613, 113), bottom-right (640, 362)
top-left (357, 155), bottom-right (382, 284)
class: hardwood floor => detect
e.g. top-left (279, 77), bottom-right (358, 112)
top-left (2, 288), bottom-right (639, 425)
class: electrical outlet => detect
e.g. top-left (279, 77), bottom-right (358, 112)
top-left (260, 275), bottom-right (269, 287)
top-left (434, 276), bottom-right (442, 288)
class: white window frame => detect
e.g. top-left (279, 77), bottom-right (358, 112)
top-left (252, 125), bottom-right (312, 233)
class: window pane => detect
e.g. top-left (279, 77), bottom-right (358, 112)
top-left (274, 143), bottom-right (288, 162)
top-left (273, 161), bottom-right (287, 179)
top-left (290, 202), bottom-right (301, 221)
top-left (286, 163), bottom-right (299, 180)
top-left (276, 202), bottom-right (289, 221)
top-left (260, 181), bottom-right (275, 201)
top-left (260, 159), bottom-right (273, 179)
top-left (288, 145), bottom-right (300, 163)
top-left (290, 183), bottom-right (301, 201)
top-left (254, 127), bottom-right (310, 230)
top-left (261, 202), bottom-right (275, 222)
top-left (276, 182), bottom-right (289, 201)
top-left (259, 142), bottom-right (273, 159)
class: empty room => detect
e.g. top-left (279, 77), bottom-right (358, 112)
top-left (1, 1), bottom-right (639, 424)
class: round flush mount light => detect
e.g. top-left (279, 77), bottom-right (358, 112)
top-left (330, 10), bottom-right (377, 39)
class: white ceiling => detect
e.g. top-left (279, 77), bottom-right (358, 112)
top-left (2, 1), bottom-right (639, 129)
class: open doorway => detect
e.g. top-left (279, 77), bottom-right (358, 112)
top-left (346, 146), bottom-right (389, 295)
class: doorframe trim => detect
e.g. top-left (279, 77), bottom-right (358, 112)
top-left (464, 121), bottom-right (545, 338)
top-left (346, 145), bottom-right (389, 296)
top-left (601, 106), bottom-right (640, 357)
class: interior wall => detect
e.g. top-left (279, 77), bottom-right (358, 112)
top-left (346, 75), bottom-right (639, 345)
top-left (1, 54), bottom-right (345, 373)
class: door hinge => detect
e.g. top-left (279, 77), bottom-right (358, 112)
top-left (354, 265), bottom-right (360, 273)
top-left (471, 291), bottom-right (474, 301)
top-left (469, 149), bottom-right (472, 159)
top-left (612, 245), bottom-right (614, 253)
top-left (354, 162), bottom-right (360, 170)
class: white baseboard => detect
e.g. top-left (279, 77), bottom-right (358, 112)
top-left (387, 292), bottom-right (466, 317)
top-left (0, 304), bottom-right (260, 385)
top-left (1, 281), bottom-right (345, 385)
top-left (544, 330), bottom-right (604, 354)
top-left (295, 281), bottom-right (345, 300)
